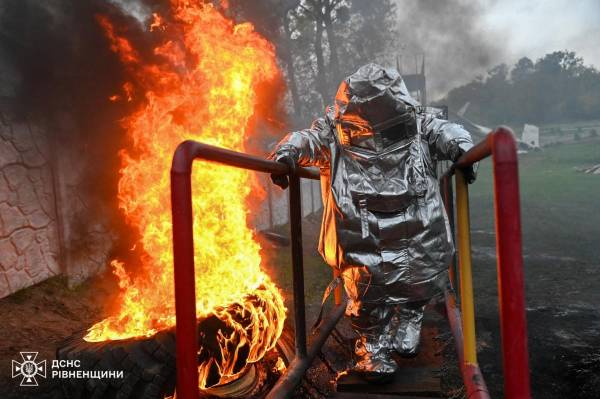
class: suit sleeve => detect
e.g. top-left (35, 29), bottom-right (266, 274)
top-left (269, 117), bottom-right (333, 168)
top-left (422, 115), bottom-right (474, 161)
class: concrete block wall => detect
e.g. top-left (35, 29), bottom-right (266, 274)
top-left (0, 118), bottom-right (61, 297)
top-left (53, 142), bottom-right (114, 286)
top-left (0, 108), bottom-right (115, 298)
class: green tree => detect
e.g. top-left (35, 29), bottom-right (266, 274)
top-left (511, 57), bottom-right (534, 83)
top-left (443, 50), bottom-right (600, 125)
top-left (228, 0), bottom-right (397, 123)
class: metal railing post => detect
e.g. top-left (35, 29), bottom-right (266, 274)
top-left (288, 173), bottom-right (307, 358)
top-left (267, 177), bottom-right (274, 229)
top-left (491, 130), bottom-right (531, 398)
top-left (171, 145), bottom-right (200, 399)
top-left (445, 290), bottom-right (490, 399)
top-left (453, 127), bottom-right (531, 399)
top-left (455, 169), bottom-right (478, 366)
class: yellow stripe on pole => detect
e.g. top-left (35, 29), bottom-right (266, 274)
top-left (456, 169), bottom-right (478, 365)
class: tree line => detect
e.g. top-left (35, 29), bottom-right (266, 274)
top-left (227, 2), bottom-right (600, 130)
top-left (225, 0), bottom-right (398, 128)
top-left (441, 51), bottom-right (600, 126)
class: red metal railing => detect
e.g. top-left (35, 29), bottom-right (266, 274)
top-left (169, 126), bottom-right (530, 398)
top-left (444, 126), bottom-right (531, 398)
top-left (170, 141), bottom-right (343, 399)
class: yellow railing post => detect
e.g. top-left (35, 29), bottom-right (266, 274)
top-left (455, 169), bottom-right (478, 365)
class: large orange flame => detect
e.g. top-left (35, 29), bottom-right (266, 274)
top-left (86, 1), bottom-right (286, 388)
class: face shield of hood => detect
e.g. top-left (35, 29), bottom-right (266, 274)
top-left (334, 63), bottom-right (420, 153)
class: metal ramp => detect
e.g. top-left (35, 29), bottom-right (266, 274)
top-left (335, 311), bottom-right (443, 398)
top-left (335, 368), bottom-right (441, 398)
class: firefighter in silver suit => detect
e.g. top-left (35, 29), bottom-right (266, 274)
top-left (270, 63), bottom-right (475, 378)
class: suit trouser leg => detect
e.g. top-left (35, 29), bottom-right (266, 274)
top-left (347, 301), bottom-right (398, 374)
top-left (391, 301), bottom-right (428, 356)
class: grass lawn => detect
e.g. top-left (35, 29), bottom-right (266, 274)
top-left (468, 137), bottom-right (600, 262)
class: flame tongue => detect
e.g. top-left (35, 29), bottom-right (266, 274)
top-left (86, 2), bottom-right (286, 388)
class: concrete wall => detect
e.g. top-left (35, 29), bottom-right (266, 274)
top-left (0, 118), bottom-right (61, 297)
top-left (53, 137), bottom-right (114, 286)
top-left (0, 108), bottom-right (114, 298)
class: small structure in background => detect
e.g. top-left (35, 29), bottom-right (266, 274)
top-left (511, 124), bottom-right (541, 153)
top-left (398, 54), bottom-right (427, 105)
top-left (522, 124), bottom-right (540, 148)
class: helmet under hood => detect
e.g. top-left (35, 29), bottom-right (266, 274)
top-left (334, 63), bottom-right (420, 152)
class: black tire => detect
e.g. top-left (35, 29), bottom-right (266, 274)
top-left (56, 323), bottom-right (294, 399)
top-left (56, 327), bottom-right (176, 399)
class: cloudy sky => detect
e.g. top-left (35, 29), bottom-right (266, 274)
top-left (393, 0), bottom-right (600, 99)
top-left (481, 0), bottom-right (600, 68)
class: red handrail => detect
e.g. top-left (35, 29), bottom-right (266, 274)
top-left (169, 127), bottom-right (531, 398)
top-left (492, 131), bottom-right (531, 398)
top-left (454, 127), bottom-right (531, 398)
top-left (170, 142), bottom-right (296, 399)
top-left (170, 141), bottom-right (333, 399)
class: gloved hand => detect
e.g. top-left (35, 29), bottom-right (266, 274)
top-left (270, 154), bottom-right (296, 189)
top-left (461, 164), bottom-right (477, 184)
top-left (455, 147), bottom-right (477, 184)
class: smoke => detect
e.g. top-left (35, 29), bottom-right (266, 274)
top-left (0, 0), bottom-right (161, 258)
top-left (393, 0), bottom-right (508, 100)
top-left (1, 1), bottom-right (133, 119)
top-left (483, 0), bottom-right (600, 70)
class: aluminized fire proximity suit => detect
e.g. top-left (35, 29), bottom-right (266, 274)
top-left (270, 63), bottom-right (474, 377)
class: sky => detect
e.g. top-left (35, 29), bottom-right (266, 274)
top-left (393, 0), bottom-right (600, 99)
top-left (481, 0), bottom-right (600, 69)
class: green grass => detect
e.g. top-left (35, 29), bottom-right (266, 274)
top-left (468, 138), bottom-right (600, 261)
top-left (540, 119), bottom-right (600, 131)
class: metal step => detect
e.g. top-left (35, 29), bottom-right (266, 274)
top-left (335, 367), bottom-right (442, 397)
top-left (333, 394), bottom-right (440, 399)
top-left (335, 310), bottom-right (445, 398)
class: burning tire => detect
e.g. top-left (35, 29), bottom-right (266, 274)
top-left (56, 323), bottom-right (294, 399)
